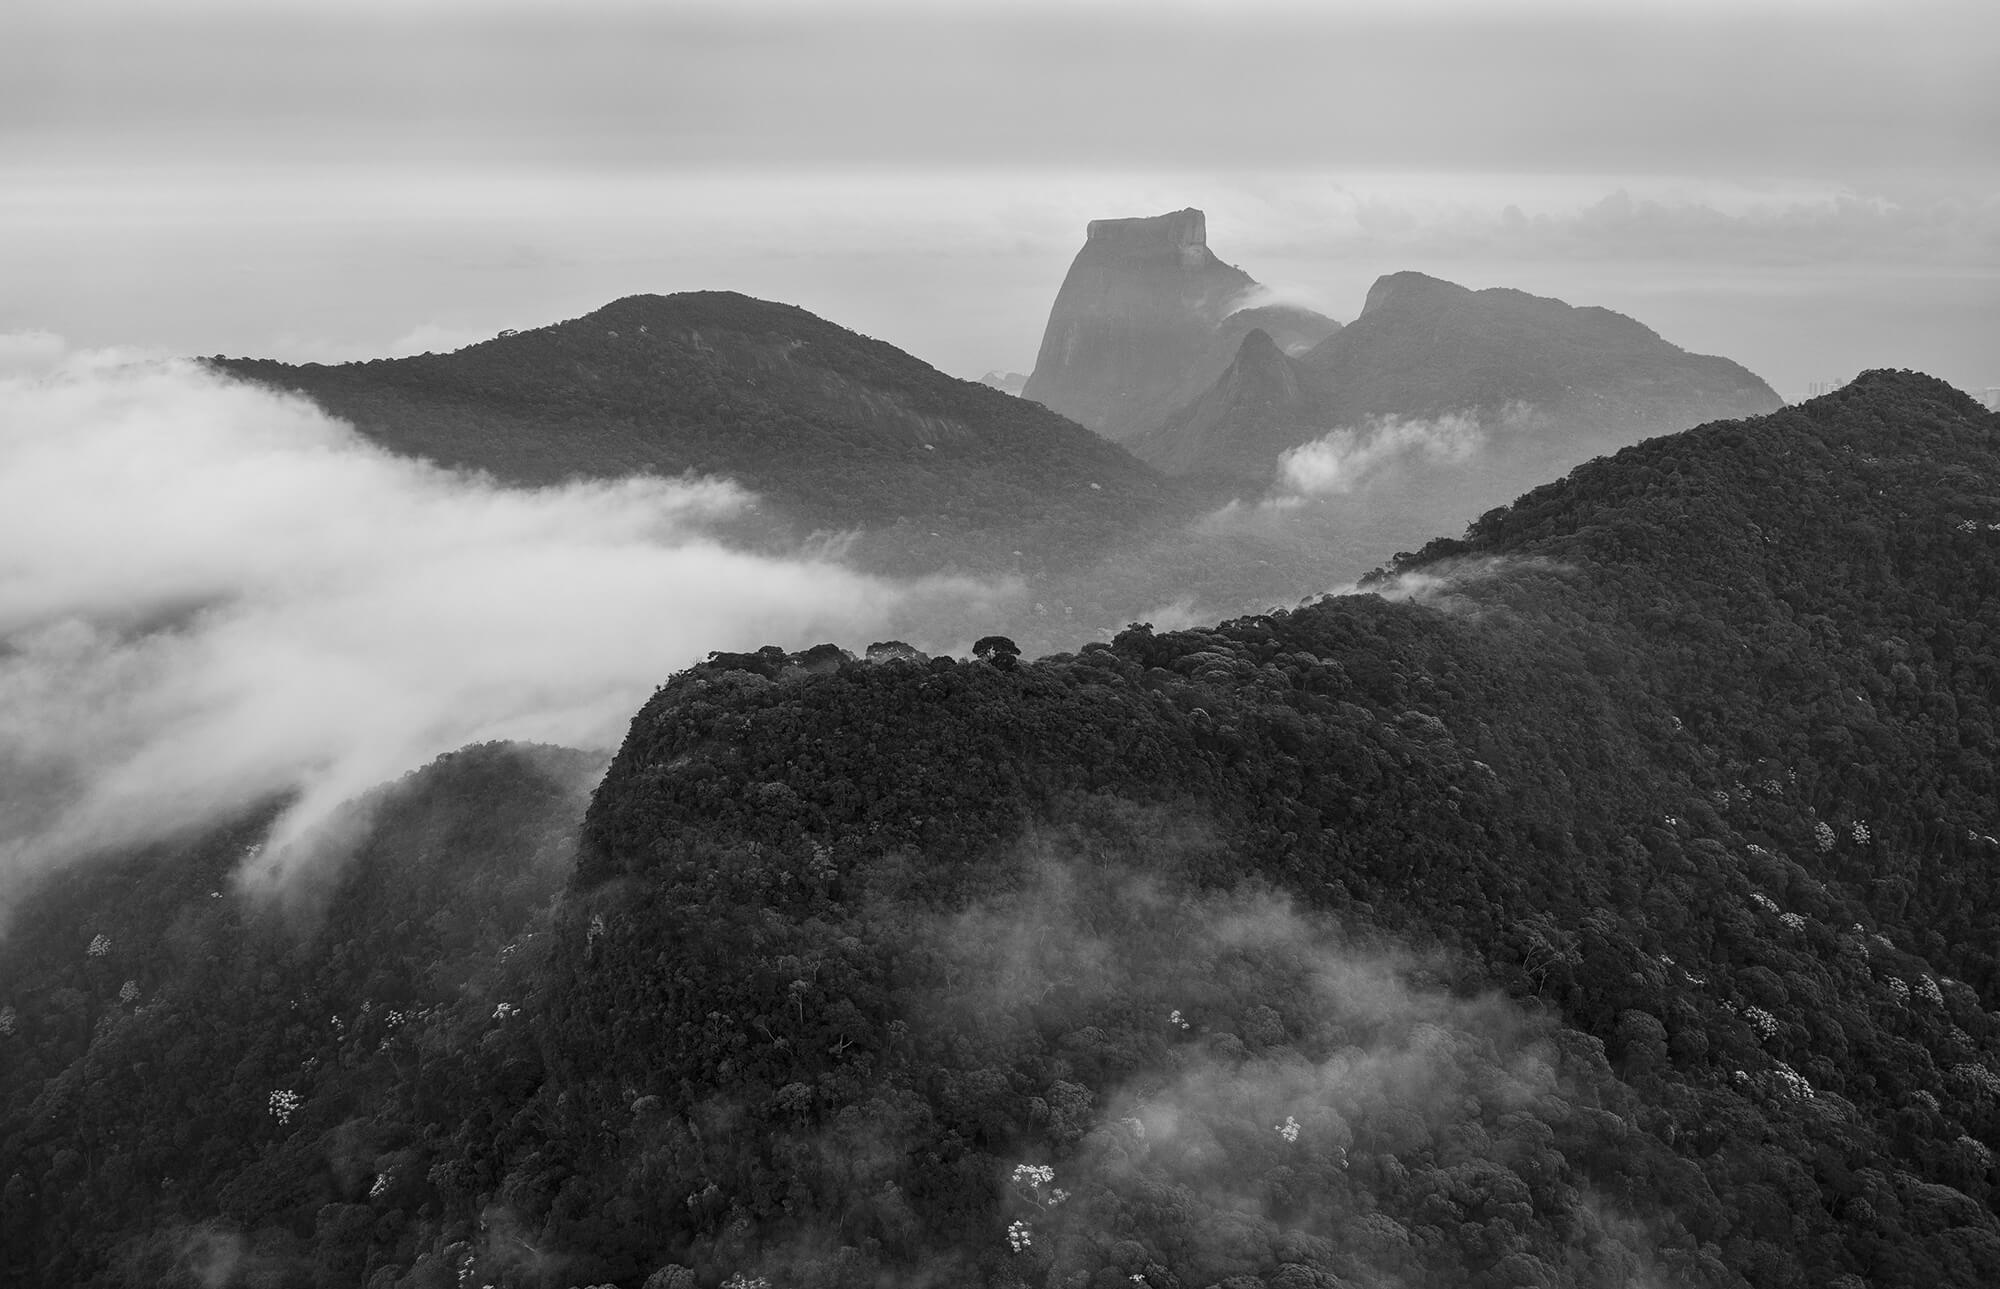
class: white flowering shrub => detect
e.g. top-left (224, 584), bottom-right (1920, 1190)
top-left (492, 1002), bottom-right (518, 1021)
top-left (1772, 1061), bottom-right (1815, 1100)
top-left (721, 1276), bottom-right (769, 1289)
top-left (1010, 1163), bottom-right (1067, 1208)
top-left (1761, 778), bottom-right (1784, 797)
top-left (1779, 912), bottom-right (1807, 933)
top-left (268, 1089), bottom-right (302, 1125)
top-left (1917, 976), bottom-right (1945, 1007)
top-left (87, 934), bottom-right (112, 958)
top-left (1662, 815), bottom-right (1680, 827)
top-left (1912, 1089), bottom-right (1941, 1111)
top-left (1886, 978), bottom-right (1910, 1004)
top-left (1007, 1220), bottom-right (1033, 1253)
top-left (1167, 1009), bottom-right (1190, 1030)
top-left (118, 980), bottom-right (140, 1004)
top-left (1957, 1136), bottom-right (1994, 1170)
top-left (1275, 1115), bottom-right (1301, 1143)
top-left (1851, 821), bottom-right (1872, 844)
top-left (1951, 1064), bottom-right (2000, 1097)
top-left (1814, 821), bottom-right (1836, 852)
top-left (1750, 893), bottom-right (1779, 915)
top-left (1711, 790), bottom-right (1730, 808)
top-left (1743, 1005), bottom-right (1779, 1040)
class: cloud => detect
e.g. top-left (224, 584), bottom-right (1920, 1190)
top-left (1277, 411), bottom-right (1484, 497)
top-left (1223, 281), bottom-right (1344, 325)
top-left (0, 349), bottom-right (988, 902)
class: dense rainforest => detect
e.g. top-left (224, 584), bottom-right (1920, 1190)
top-left (4, 370), bottom-right (1999, 1288)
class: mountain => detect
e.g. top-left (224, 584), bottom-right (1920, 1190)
top-left (527, 372), bottom-right (2000, 1289)
top-left (978, 370), bottom-right (1028, 396)
top-left (210, 292), bottom-right (1188, 576)
top-left (1021, 208), bottom-right (1341, 442)
top-left (1130, 326), bottom-right (1320, 477)
top-left (7, 372), bottom-right (2000, 1288)
top-left (1131, 270), bottom-right (1784, 493)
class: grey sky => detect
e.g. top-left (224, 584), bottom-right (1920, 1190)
top-left (5, 0), bottom-right (1996, 398)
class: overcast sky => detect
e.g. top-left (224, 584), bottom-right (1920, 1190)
top-left (5, 0), bottom-right (1996, 400)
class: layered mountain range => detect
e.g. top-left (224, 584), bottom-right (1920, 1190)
top-left (1133, 270), bottom-right (1782, 489)
top-left (6, 372), bottom-right (1999, 1288)
top-left (1023, 210), bottom-right (1782, 507)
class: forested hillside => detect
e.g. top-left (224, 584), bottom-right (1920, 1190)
top-left (4, 371), bottom-right (1998, 1288)
top-left (0, 744), bottom-right (602, 1288)
top-left (209, 293), bottom-right (1188, 577)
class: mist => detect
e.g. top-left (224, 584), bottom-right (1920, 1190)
top-left (0, 346), bottom-right (992, 904)
top-left (1277, 411), bottom-right (1486, 498)
top-left (905, 848), bottom-right (1690, 1288)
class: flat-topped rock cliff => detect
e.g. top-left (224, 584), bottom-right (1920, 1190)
top-left (1022, 208), bottom-right (1339, 442)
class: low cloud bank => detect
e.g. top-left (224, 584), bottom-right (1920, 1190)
top-left (0, 346), bottom-right (985, 900)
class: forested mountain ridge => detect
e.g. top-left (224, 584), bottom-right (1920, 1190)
top-left (533, 370), bottom-right (2000, 1286)
top-left (5, 372), bottom-right (2000, 1288)
top-left (209, 292), bottom-right (1189, 575)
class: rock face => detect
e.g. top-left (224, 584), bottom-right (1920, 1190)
top-left (1022, 209), bottom-right (1337, 442)
top-left (1131, 270), bottom-right (1783, 499)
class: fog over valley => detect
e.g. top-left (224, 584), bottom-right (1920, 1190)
top-left (5, 3), bottom-right (1999, 1287)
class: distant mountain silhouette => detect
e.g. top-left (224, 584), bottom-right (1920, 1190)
top-left (1022, 208), bottom-right (1340, 442)
top-left (212, 292), bottom-right (1188, 575)
top-left (1130, 270), bottom-right (1783, 500)
top-left (978, 370), bottom-right (1028, 396)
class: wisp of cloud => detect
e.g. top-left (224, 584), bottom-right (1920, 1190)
top-left (1276, 410), bottom-right (1484, 498)
top-left (0, 345), bottom-right (979, 902)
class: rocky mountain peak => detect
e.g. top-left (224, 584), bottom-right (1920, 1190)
top-left (1022, 209), bottom-right (1291, 442)
top-left (1357, 270), bottom-right (1468, 319)
top-left (1085, 207), bottom-right (1209, 250)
